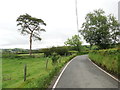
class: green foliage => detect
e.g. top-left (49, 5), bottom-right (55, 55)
top-left (2, 54), bottom-right (77, 88)
top-left (51, 52), bottom-right (60, 64)
top-left (68, 50), bottom-right (78, 55)
top-left (77, 51), bottom-right (89, 55)
top-left (2, 52), bottom-right (44, 59)
top-left (2, 52), bottom-right (19, 59)
top-left (2, 48), bottom-right (29, 54)
top-left (51, 46), bottom-right (69, 56)
top-left (89, 48), bottom-right (120, 75)
top-left (64, 35), bottom-right (82, 51)
top-left (16, 13), bottom-right (46, 40)
top-left (80, 9), bottom-right (120, 49)
top-left (16, 13), bottom-right (46, 55)
top-left (41, 46), bottom-right (69, 56)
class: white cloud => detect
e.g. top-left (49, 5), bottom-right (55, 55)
top-left (0, 0), bottom-right (119, 49)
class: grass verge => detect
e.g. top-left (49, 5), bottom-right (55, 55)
top-left (2, 54), bottom-right (77, 88)
top-left (89, 48), bottom-right (120, 78)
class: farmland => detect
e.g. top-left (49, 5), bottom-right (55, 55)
top-left (1, 4), bottom-right (120, 88)
top-left (2, 53), bottom-right (76, 88)
top-left (2, 46), bottom-right (120, 88)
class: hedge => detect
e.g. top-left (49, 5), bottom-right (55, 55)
top-left (89, 48), bottom-right (120, 76)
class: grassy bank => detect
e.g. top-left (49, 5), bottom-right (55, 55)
top-left (2, 54), bottom-right (76, 88)
top-left (89, 48), bottom-right (120, 76)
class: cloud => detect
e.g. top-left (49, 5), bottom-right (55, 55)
top-left (0, 0), bottom-right (119, 49)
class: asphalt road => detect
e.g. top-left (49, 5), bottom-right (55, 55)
top-left (55, 55), bottom-right (119, 88)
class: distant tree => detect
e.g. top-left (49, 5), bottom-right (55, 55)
top-left (108, 15), bottom-right (120, 45)
top-left (64, 35), bottom-right (82, 52)
top-left (16, 14), bottom-right (46, 56)
top-left (80, 9), bottom-right (120, 49)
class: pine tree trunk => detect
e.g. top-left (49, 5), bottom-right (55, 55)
top-left (29, 34), bottom-right (32, 56)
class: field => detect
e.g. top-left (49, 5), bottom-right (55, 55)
top-left (2, 53), bottom-right (76, 88)
top-left (89, 48), bottom-right (120, 76)
top-left (3, 47), bottom-right (120, 88)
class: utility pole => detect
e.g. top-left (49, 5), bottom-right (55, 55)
top-left (75, 0), bottom-right (79, 34)
top-left (118, 1), bottom-right (120, 23)
top-left (118, 1), bottom-right (120, 43)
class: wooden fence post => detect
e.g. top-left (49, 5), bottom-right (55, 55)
top-left (46, 58), bottom-right (48, 69)
top-left (24, 64), bottom-right (27, 81)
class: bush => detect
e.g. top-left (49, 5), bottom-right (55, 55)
top-left (89, 48), bottom-right (120, 75)
top-left (2, 53), bottom-right (18, 58)
top-left (42, 54), bottom-right (77, 88)
top-left (41, 46), bottom-right (69, 56)
top-left (51, 52), bottom-right (60, 64)
top-left (55, 46), bottom-right (69, 56)
top-left (2, 52), bottom-right (40, 59)
top-left (77, 51), bottom-right (89, 55)
top-left (68, 51), bottom-right (78, 55)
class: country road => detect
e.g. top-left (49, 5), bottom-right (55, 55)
top-left (54, 55), bottom-right (119, 88)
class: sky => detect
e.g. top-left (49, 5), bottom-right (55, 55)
top-left (0, 0), bottom-right (119, 49)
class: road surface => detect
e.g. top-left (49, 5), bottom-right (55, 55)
top-left (55, 55), bottom-right (119, 88)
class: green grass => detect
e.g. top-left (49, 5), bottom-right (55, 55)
top-left (2, 54), bottom-right (76, 88)
top-left (18, 53), bottom-right (44, 56)
top-left (89, 48), bottom-right (120, 75)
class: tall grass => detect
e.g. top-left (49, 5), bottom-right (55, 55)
top-left (89, 48), bottom-right (120, 76)
top-left (2, 54), bottom-right (76, 88)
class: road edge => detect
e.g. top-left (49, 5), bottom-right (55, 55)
top-left (52, 56), bottom-right (76, 89)
top-left (88, 57), bottom-right (120, 83)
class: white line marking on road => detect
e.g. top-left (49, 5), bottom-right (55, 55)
top-left (52, 56), bottom-right (77, 89)
top-left (88, 57), bottom-right (120, 83)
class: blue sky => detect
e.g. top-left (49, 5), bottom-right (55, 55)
top-left (0, 0), bottom-right (119, 49)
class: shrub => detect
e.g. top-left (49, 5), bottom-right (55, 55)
top-left (2, 52), bottom-right (18, 58)
top-left (41, 46), bottom-right (69, 56)
top-left (55, 46), bottom-right (69, 56)
top-left (77, 51), bottom-right (89, 55)
top-left (89, 48), bottom-right (120, 75)
top-left (51, 52), bottom-right (60, 64)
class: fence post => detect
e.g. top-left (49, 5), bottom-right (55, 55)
top-left (46, 58), bottom-right (48, 69)
top-left (24, 64), bottom-right (27, 81)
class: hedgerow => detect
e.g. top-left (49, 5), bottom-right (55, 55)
top-left (89, 48), bottom-right (120, 76)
